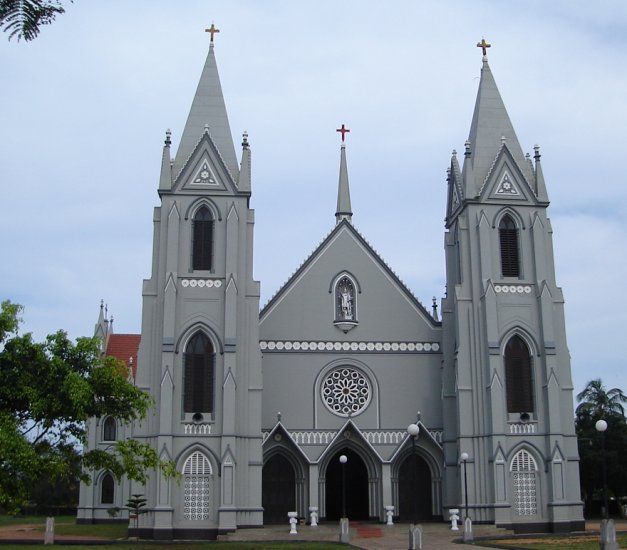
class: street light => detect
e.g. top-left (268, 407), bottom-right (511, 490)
top-left (595, 419), bottom-right (608, 519)
top-left (339, 454), bottom-right (348, 519)
top-left (460, 452), bottom-right (469, 521)
top-left (407, 423), bottom-right (420, 524)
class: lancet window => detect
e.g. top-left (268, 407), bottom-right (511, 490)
top-left (100, 473), bottom-right (114, 504)
top-left (182, 451), bottom-right (212, 520)
top-left (511, 449), bottom-right (538, 516)
top-left (192, 206), bottom-right (214, 270)
top-left (499, 215), bottom-right (520, 278)
top-left (504, 335), bottom-right (534, 414)
top-left (183, 332), bottom-right (214, 414)
top-left (102, 416), bottom-right (117, 441)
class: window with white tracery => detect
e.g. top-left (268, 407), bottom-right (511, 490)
top-left (182, 451), bottom-right (212, 520)
top-left (321, 366), bottom-right (371, 417)
top-left (511, 449), bottom-right (538, 516)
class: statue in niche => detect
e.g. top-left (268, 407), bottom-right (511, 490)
top-left (336, 277), bottom-right (354, 320)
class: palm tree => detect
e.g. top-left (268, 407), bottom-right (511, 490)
top-left (576, 379), bottom-right (626, 419)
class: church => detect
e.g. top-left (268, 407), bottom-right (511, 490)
top-left (77, 31), bottom-right (584, 537)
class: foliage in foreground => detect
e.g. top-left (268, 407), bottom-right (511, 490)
top-left (0, 0), bottom-right (70, 41)
top-left (0, 300), bottom-right (176, 513)
top-left (575, 379), bottom-right (627, 514)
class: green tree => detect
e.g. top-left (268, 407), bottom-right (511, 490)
top-left (0, 300), bottom-right (176, 513)
top-left (0, 0), bottom-right (69, 42)
top-left (575, 379), bottom-right (627, 517)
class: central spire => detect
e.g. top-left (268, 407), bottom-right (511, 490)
top-left (335, 124), bottom-right (352, 224)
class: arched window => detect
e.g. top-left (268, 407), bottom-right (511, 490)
top-left (100, 473), bottom-right (114, 504)
top-left (182, 451), bottom-right (212, 520)
top-left (499, 215), bottom-right (520, 278)
top-left (335, 276), bottom-right (356, 321)
top-left (511, 449), bottom-right (538, 516)
top-left (102, 417), bottom-right (116, 441)
top-left (183, 332), bottom-right (214, 414)
top-left (504, 335), bottom-right (534, 414)
top-left (192, 206), bottom-right (214, 270)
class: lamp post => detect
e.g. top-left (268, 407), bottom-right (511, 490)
top-left (339, 454), bottom-right (348, 519)
top-left (407, 423), bottom-right (420, 524)
top-left (460, 452), bottom-right (469, 521)
top-left (595, 419), bottom-right (609, 519)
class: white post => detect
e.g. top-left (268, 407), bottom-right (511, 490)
top-left (44, 517), bottom-right (55, 545)
top-left (339, 517), bottom-right (350, 543)
top-left (408, 524), bottom-right (423, 549)
top-left (600, 518), bottom-right (619, 550)
top-left (288, 511), bottom-right (298, 534)
top-left (463, 517), bottom-right (473, 543)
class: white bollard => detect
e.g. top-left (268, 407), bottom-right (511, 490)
top-left (463, 517), bottom-right (473, 543)
top-left (385, 505), bottom-right (394, 526)
top-left (309, 506), bottom-right (318, 527)
top-left (408, 524), bottom-right (423, 549)
top-left (449, 508), bottom-right (460, 531)
top-left (288, 511), bottom-right (298, 534)
top-left (600, 518), bottom-right (619, 550)
top-left (339, 517), bottom-right (350, 543)
top-left (44, 517), bottom-right (55, 545)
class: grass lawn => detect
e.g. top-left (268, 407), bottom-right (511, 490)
top-left (479, 532), bottom-right (627, 549)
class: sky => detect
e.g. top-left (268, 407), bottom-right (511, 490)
top-left (2, 1), bottom-right (626, 401)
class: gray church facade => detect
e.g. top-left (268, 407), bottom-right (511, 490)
top-left (77, 37), bottom-right (584, 537)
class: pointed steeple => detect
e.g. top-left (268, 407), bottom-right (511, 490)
top-left (335, 142), bottom-right (353, 224)
top-left (238, 131), bottom-right (251, 194)
top-left (466, 50), bottom-right (533, 196)
top-left (159, 129), bottom-right (173, 191)
top-left (533, 144), bottom-right (549, 202)
top-left (173, 35), bottom-right (239, 180)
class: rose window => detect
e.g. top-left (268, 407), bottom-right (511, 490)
top-left (321, 367), bottom-right (371, 417)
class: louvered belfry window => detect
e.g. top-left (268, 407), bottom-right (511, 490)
top-left (192, 206), bottom-right (214, 270)
top-left (183, 332), bottom-right (214, 413)
top-left (499, 215), bottom-right (520, 277)
top-left (505, 335), bottom-right (534, 413)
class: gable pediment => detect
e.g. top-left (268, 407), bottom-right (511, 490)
top-left (479, 145), bottom-right (537, 205)
top-left (260, 222), bottom-right (440, 342)
top-left (172, 131), bottom-right (238, 194)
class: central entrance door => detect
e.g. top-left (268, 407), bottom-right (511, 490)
top-left (262, 454), bottom-right (296, 523)
top-left (325, 448), bottom-right (369, 520)
top-left (398, 453), bottom-right (432, 521)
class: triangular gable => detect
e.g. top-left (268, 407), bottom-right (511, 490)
top-left (316, 419), bottom-right (383, 464)
top-left (260, 221), bottom-right (438, 327)
top-left (388, 420), bottom-right (443, 463)
top-left (479, 144), bottom-right (537, 205)
top-left (446, 156), bottom-right (464, 223)
top-left (262, 422), bottom-right (311, 463)
top-left (172, 130), bottom-right (238, 194)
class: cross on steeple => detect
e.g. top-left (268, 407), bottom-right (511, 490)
top-left (205, 23), bottom-right (220, 43)
top-left (336, 124), bottom-right (350, 142)
top-left (477, 38), bottom-right (491, 56)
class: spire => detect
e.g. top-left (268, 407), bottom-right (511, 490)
top-left (159, 129), bottom-right (173, 191)
top-left (335, 125), bottom-right (352, 224)
top-left (173, 31), bottom-right (239, 180)
top-left (237, 131), bottom-right (251, 194)
top-left (466, 45), bottom-right (533, 196)
top-left (533, 144), bottom-right (549, 202)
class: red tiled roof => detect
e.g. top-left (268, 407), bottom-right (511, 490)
top-left (105, 334), bottom-right (140, 379)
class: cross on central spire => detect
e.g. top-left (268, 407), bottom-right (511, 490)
top-left (205, 23), bottom-right (220, 43)
top-left (477, 38), bottom-right (491, 56)
top-left (336, 124), bottom-right (350, 143)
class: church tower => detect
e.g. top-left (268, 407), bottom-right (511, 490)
top-left (132, 29), bottom-right (263, 538)
top-left (441, 42), bottom-right (584, 532)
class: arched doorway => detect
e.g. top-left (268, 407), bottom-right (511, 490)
top-left (398, 453), bottom-right (432, 521)
top-left (262, 454), bottom-right (296, 523)
top-left (325, 448), bottom-right (369, 520)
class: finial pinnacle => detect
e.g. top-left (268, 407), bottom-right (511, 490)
top-left (477, 38), bottom-right (491, 57)
top-left (242, 131), bottom-right (249, 149)
top-left (464, 140), bottom-right (471, 157)
top-left (336, 123), bottom-right (350, 143)
top-left (534, 144), bottom-right (541, 160)
top-left (205, 23), bottom-right (220, 43)
top-left (165, 128), bottom-right (172, 146)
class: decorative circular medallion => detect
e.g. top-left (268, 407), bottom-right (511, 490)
top-left (321, 366), bottom-right (371, 417)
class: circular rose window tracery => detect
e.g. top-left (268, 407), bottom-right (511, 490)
top-left (321, 367), bottom-right (371, 417)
